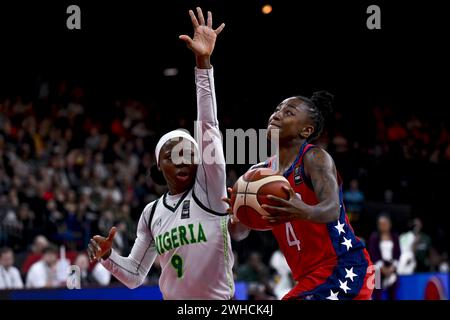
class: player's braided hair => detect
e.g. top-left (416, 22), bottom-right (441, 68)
top-left (296, 91), bottom-right (334, 141)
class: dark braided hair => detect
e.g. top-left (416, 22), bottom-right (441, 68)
top-left (295, 90), bottom-right (334, 141)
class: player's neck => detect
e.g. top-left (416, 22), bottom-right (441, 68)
top-left (277, 141), bottom-right (304, 172)
top-left (168, 188), bottom-right (187, 196)
top-left (167, 183), bottom-right (192, 196)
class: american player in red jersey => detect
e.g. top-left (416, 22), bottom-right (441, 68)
top-left (226, 91), bottom-right (374, 300)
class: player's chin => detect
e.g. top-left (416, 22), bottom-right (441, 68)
top-left (267, 126), bottom-right (282, 140)
top-left (173, 172), bottom-right (196, 189)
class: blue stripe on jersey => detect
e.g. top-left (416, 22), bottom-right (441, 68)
top-left (296, 188), bottom-right (369, 300)
top-left (282, 141), bottom-right (307, 178)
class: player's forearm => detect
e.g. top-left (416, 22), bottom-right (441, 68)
top-left (101, 250), bottom-right (148, 289)
top-left (101, 203), bottom-right (157, 289)
top-left (301, 200), bottom-right (340, 224)
top-left (194, 123), bottom-right (228, 213)
top-left (195, 67), bottom-right (218, 124)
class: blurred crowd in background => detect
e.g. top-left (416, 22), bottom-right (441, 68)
top-left (0, 79), bottom-right (449, 299)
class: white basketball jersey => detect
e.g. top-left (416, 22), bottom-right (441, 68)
top-left (100, 67), bottom-right (240, 300)
top-left (149, 188), bottom-right (234, 299)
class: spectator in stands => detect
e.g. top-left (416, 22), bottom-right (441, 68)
top-left (343, 179), bottom-right (365, 226)
top-left (269, 250), bottom-right (293, 299)
top-left (398, 219), bottom-right (417, 275)
top-left (21, 235), bottom-right (50, 275)
top-left (238, 251), bottom-right (270, 283)
top-left (237, 251), bottom-right (274, 299)
top-left (387, 121), bottom-right (408, 142)
top-left (437, 252), bottom-right (449, 273)
top-left (411, 218), bottom-right (432, 272)
top-left (26, 244), bottom-right (60, 288)
top-left (368, 214), bottom-right (401, 300)
top-left (16, 204), bottom-right (36, 248)
top-left (0, 247), bottom-right (24, 289)
top-left (116, 203), bottom-right (136, 244)
top-left (73, 252), bottom-right (111, 287)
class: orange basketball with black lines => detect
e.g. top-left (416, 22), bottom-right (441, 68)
top-left (230, 168), bottom-right (291, 231)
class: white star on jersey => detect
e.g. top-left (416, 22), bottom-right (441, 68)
top-left (326, 290), bottom-right (339, 300)
top-left (345, 267), bottom-right (358, 282)
top-left (339, 280), bottom-right (351, 293)
top-left (335, 221), bottom-right (345, 235)
top-left (341, 237), bottom-right (353, 251)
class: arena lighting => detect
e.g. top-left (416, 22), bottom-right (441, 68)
top-left (262, 4), bottom-right (272, 15)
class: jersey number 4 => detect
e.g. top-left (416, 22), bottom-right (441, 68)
top-left (286, 222), bottom-right (301, 251)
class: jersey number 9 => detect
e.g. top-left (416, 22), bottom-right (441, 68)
top-left (171, 254), bottom-right (184, 278)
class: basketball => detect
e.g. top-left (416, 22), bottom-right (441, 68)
top-left (230, 167), bottom-right (292, 231)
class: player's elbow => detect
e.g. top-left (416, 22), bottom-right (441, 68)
top-left (125, 276), bottom-right (145, 289)
top-left (125, 281), bottom-right (140, 290)
top-left (228, 221), bottom-right (251, 242)
top-left (324, 202), bottom-right (340, 223)
top-left (230, 228), bottom-right (250, 242)
top-left (231, 233), bottom-right (248, 242)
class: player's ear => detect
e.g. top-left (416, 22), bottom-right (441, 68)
top-left (299, 125), bottom-right (314, 139)
top-left (150, 164), bottom-right (166, 185)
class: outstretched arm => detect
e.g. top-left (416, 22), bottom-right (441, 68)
top-left (88, 203), bottom-right (158, 289)
top-left (180, 8), bottom-right (226, 212)
top-left (260, 148), bottom-right (341, 224)
top-left (180, 9), bottom-right (249, 240)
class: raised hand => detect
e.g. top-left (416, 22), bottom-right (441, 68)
top-left (87, 227), bottom-right (117, 262)
top-left (179, 7), bottom-right (225, 58)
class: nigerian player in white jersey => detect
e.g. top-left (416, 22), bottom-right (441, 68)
top-left (87, 8), bottom-right (250, 300)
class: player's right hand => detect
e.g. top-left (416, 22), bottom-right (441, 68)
top-left (179, 7), bottom-right (225, 57)
top-left (87, 227), bottom-right (117, 262)
top-left (222, 187), bottom-right (240, 224)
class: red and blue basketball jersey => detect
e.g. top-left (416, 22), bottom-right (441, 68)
top-left (263, 142), bottom-right (373, 300)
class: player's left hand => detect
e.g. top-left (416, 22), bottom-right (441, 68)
top-left (87, 227), bottom-right (117, 262)
top-left (260, 186), bottom-right (311, 223)
top-left (222, 187), bottom-right (240, 224)
top-left (179, 7), bottom-right (225, 57)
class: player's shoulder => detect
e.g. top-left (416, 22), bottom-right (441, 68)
top-left (143, 199), bottom-right (159, 213)
top-left (141, 198), bottom-right (160, 225)
top-left (303, 145), bottom-right (334, 167)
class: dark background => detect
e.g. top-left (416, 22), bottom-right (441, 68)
top-left (1, 0), bottom-right (447, 114)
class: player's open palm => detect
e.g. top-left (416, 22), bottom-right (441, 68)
top-left (87, 227), bottom-right (116, 262)
top-left (179, 7), bottom-right (225, 57)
